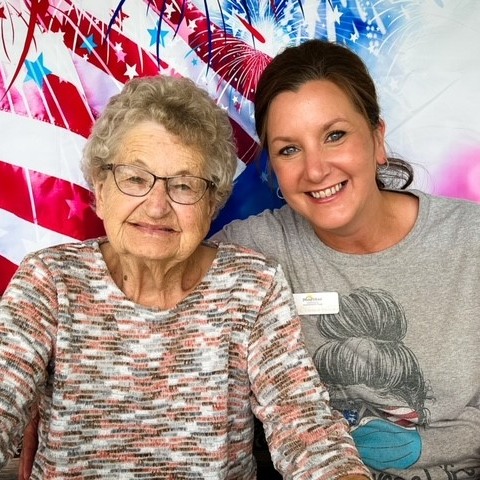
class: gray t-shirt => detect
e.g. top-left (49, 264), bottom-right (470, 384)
top-left (213, 189), bottom-right (480, 480)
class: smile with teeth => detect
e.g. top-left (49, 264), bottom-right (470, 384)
top-left (309, 181), bottom-right (345, 199)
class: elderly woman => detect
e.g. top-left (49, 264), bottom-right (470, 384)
top-left (0, 76), bottom-right (370, 479)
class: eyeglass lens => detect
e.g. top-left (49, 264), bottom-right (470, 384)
top-left (112, 164), bottom-right (210, 204)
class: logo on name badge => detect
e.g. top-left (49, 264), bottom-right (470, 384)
top-left (293, 292), bottom-right (339, 315)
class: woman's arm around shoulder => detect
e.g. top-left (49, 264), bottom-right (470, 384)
top-left (247, 262), bottom-right (372, 480)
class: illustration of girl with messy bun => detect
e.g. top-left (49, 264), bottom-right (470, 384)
top-left (313, 287), bottom-right (433, 471)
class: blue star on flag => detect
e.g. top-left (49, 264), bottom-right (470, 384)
top-left (24, 53), bottom-right (52, 87)
top-left (81, 34), bottom-right (97, 53)
top-left (148, 23), bottom-right (168, 47)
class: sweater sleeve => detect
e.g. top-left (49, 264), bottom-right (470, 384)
top-left (0, 254), bottom-right (57, 467)
top-left (247, 264), bottom-right (371, 480)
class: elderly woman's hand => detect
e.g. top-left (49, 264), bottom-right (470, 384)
top-left (17, 410), bottom-right (39, 480)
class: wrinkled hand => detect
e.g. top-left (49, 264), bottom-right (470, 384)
top-left (17, 410), bottom-right (39, 480)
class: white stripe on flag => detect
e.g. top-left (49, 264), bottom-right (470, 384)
top-left (0, 111), bottom-right (88, 189)
top-left (0, 208), bottom-right (77, 265)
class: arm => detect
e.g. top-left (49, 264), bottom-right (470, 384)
top-left (248, 265), bottom-right (371, 480)
top-left (0, 254), bottom-right (57, 469)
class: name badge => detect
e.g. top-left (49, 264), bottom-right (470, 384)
top-left (293, 292), bottom-right (339, 315)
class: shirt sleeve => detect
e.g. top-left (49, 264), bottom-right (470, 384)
top-left (0, 254), bottom-right (57, 467)
top-left (247, 264), bottom-right (371, 480)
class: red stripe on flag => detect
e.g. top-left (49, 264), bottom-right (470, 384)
top-left (43, 75), bottom-right (94, 138)
top-left (0, 161), bottom-right (35, 222)
top-left (31, 171), bottom-right (105, 240)
top-left (0, 255), bottom-right (18, 296)
top-left (0, 161), bottom-right (105, 240)
top-left (230, 116), bottom-right (259, 165)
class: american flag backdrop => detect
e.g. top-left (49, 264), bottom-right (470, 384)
top-left (1, 0), bottom-right (480, 295)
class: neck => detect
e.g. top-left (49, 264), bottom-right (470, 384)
top-left (103, 243), bottom-right (217, 308)
top-left (315, 191), bottom-right (418, 254)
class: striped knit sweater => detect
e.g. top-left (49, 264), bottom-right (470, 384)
top-left (0, 239), bottom-right (369, 479)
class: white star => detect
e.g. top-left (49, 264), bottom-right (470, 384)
top-left (331, 5), bottom-right (343, 24)
top-left (187, 18), bottom-right (197, 31)
top-left (164, 3), bottom-right (175, 18)
top-left (125, 63), bottom-right (138, 79)
top-left (350, 22), bottom-right (360, 42)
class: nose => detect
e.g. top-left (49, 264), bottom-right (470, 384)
top-left (302, 147), bottom-right (330, 182)
top-left (144, 179), bottom-right (172, 216)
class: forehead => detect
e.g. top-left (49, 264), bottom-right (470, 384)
top-left (266, 80), bottom-right (366, 135)
top-left (271, 80), bottom-right (355, 113)
top-left (120, 120), bottom-right (189, 149)
top-left (119, 120), bottom-right (205, 171)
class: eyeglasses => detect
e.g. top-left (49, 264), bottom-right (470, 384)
top-left (102, 164), bottom-right (216, 205)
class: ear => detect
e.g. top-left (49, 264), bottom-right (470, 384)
top-left (93, 180), bottom-right (106, 221)
top-left (207, 193), bottom-right (217, 220)
top-left (374, 119), bottom-right (387, 166)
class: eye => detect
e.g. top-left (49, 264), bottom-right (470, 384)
top-left (125, 175), bottom-right (149, 185)
top-left (170, 178), bottom-right (196, 192)
top-left (326, 130), bottom-right (345, 143)
top-left (172, 182), bottom-right (193, 191)
top-left (278, 145), bottom-right (299, 156)
top-left (115, 165), bottom-right (151, 184)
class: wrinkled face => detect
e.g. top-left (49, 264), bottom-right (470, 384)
top-left (266, 80), bottom-right (386, 240)
top-left (95, 121), bottom-right (215, 264)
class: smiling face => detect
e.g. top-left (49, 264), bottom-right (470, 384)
top-left (95, 121), bottom-right (215, 264)
top-left (267, 80), bottom-right (386, 242)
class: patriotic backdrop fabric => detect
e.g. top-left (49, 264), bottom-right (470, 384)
top-left (1, 0), bottom-right (479, 295)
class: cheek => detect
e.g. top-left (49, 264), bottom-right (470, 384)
top-left (96, 199), bottom-right (118, 229)
top-left (96, 187), bottom-right (117, 221)
top-left (94, 178), bottom-right (125, 219)
top-left (271, 160), bottom-right (297, 187)
top-left (96, 189), bottom-right (138, 225)
top-left (270, 156), bottom-right (285, 175)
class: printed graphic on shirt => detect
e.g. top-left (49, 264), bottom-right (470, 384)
top-left (312, 287), bottom-right (432, 472)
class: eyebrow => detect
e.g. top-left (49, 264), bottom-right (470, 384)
top-left (269, 117), bottom-right (349, 144)
top-left (127, 161), bottom-right (198, 177)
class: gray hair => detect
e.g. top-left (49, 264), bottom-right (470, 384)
top-left (82, 75), bottom-right (238, 215)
